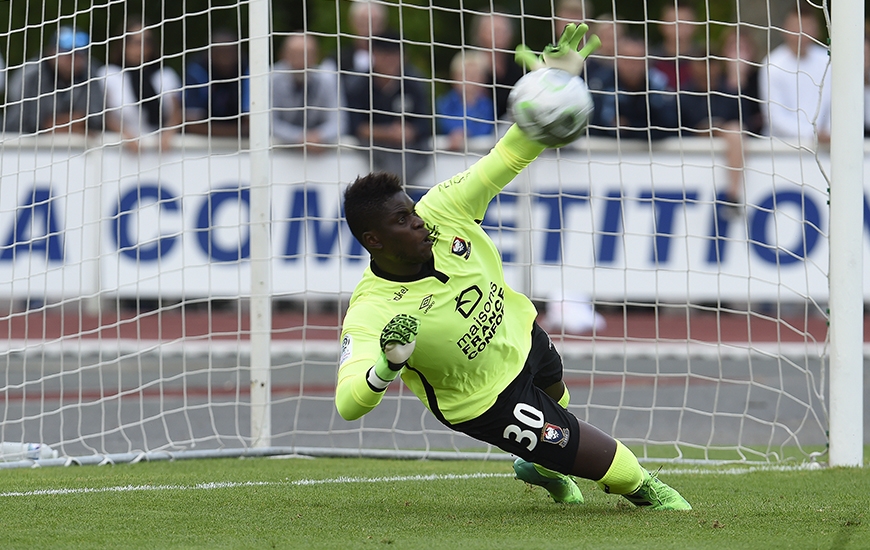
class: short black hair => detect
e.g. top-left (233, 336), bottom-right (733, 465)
top-left (344, 172), bottom-right (404, 246)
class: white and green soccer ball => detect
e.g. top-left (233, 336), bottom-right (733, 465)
top-left (508, 67), bottom-right (594, 148)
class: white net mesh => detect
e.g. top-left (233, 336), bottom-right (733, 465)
top-left (0, 0), bottom-right (848, 465)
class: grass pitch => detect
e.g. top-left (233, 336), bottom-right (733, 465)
top-left (0, 454), bottom-right (867, 549)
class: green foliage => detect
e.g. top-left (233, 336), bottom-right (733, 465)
top-left (0, 454), bottom-right (867, 549)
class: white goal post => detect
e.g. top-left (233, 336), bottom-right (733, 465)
top-left (0, 0), bottom-right (864, 468)
top-left (827, 0), bottom-right (864, 467)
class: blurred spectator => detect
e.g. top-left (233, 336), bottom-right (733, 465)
top-left (471, 11), bottom-right (524, 122)
top-left (338, 0), bottom-right (388, 76)
top-left (711, 28), bottom-right (762, 135)
top-left (5, 27), bottom-right (105, 136)
top-left (436, 50), bottom-right (496, 151)
top-left (759, 8), bottom-right (831, 142)
top-left (674, 62), bottom-right (708, 131)
top-left (336, 0), bottom-right (388, 136)
top-left (584, 15), bottom-right (628, 93)
top-left (345, 32), bottom-right (431, 184)
top-left (679, 32), bottom-right (761, 132)
top-left (678, 28), bottom-right (762, 207)
top-left (184, 29), bottom-right (250, 137)
top-left (101, 18), bottom-right (182, 152)
top-left (0, 52), bottom-right (5, 97)
top-left (271, 33), bottom-right (340, 150)
top-left (678, 57), bottom-right (741, 207)
top-left (588, 36), bottom-right (679, 140)
top-left (650, 3), bottom-right (701, 92)
top-left (865, 27), bottom-right (870, 137)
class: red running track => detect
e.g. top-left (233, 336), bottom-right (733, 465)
top-left (0, 309), bottom-right (840, 344)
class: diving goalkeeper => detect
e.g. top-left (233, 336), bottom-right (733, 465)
top-left (335, 24), bottom-right (690, 510)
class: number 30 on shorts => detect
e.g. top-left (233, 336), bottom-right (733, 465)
top-left (502, 403), bottom-right (545, 451)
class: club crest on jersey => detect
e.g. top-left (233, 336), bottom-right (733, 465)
top-left (419, 294), bottom-right (434, 314)
top-left (451, 236), bottom-right (471, 259)
top-left (541, 423), bottom-right (570, 448)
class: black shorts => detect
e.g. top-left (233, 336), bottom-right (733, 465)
top-left (449, 323), bottom-right (580, 473)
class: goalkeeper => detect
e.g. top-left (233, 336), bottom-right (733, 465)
top-left (336, 24), bottom-right (690, 510)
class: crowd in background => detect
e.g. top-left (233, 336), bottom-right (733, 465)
top-left (0, 0), bottom-right (854, 191)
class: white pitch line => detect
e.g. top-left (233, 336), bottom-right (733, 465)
top-left (0, 472), bottom-right (514, 498)
top-left (0, 464), bottom-right (831, 498)
top-left (658, 463), bottom-right (826, 475)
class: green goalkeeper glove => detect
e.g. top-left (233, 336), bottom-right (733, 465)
top-left (370, 314), bottom-right (419, 388)
top-left (515, 23), bottom-right (601, 76)
top-left (380, 313), bottom-right (419, 365)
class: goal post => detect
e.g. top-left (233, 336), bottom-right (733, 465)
top-left (827, 0), bottom-right (864, 468)
top-left (0, 0), bottom-right (864, 468)
top-left (247, 0), bottom-right (273, 449)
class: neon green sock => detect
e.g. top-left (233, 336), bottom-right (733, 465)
top-left (595, 440), bottom-right (645, 495)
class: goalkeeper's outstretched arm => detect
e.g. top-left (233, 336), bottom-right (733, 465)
top-left (336, 314), bottom-right (419, 421)
top-left (422, 24), bottom-right (600, 221)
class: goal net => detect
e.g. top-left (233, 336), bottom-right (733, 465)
top-left (0, 0), bottom-right (858, 467)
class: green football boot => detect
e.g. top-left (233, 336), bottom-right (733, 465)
top-left (513, 458), bottom-right (584, 504)
top-left (623, 470), bottom-right (692, 510)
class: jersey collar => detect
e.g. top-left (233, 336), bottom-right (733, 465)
top-left (370, 257), bottom-right (449, 284)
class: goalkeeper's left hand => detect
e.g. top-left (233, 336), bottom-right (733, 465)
top-left (515, 23), bottom-right (601, 76)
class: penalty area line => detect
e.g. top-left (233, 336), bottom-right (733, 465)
top-left (0, 472), bottom-right (515, 498)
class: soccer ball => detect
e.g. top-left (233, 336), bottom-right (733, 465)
top-left (508, 67), bottom-right (594, 148)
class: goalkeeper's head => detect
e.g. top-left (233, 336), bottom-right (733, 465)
top-left (344, 172), bottom-right (434, 274)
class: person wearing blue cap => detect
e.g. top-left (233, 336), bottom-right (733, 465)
top-left (5, 26), bottom-right (106, 135)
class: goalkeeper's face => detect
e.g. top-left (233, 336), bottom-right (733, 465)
top-left (366, 191), bottom-right (434, 274)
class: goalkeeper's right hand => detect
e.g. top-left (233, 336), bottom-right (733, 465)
top-left (380, 313), bottom-right (419, 366)
top-left (515, 23), bottom-right (601, 76)
top-left (367, 314), bottom-right (419, 392)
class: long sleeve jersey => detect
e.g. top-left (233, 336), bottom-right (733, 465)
top-left (336, 125), bottom-right (546, 425)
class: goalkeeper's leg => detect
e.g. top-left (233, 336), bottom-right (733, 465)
top-left (454, 323), bottom-right (690, 510)
top-left (512, 383), bottom-right (584, 504)
top-left (567, 401), bottom-right (692, 511)
top-left (524, 329), bottom-right (690, 510)
top-left (517, 357), bottom-right (691, 510)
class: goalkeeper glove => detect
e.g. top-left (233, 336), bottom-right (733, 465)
top-left (515, 23), bottom-right (601, 76)
top-left (367, 314), bottom-right (420, 391)
top-left (380, 313), bottom-right (419, 365)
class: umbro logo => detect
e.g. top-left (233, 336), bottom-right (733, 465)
top-left (419, 294), bottom-right (434, 314)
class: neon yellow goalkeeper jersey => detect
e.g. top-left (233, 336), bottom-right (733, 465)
top-left (336, 125), bottom-right (547, 424)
